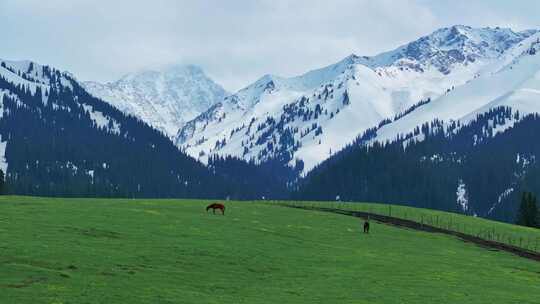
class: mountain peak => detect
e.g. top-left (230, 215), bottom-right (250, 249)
top-left (343, 53), bottom-right (360, 62)
top-left (258, 73), bottom-right (279, 83)
top-left (83, 64), bottom-right (228, 137)
top-left (372, 25), bottom-right (537, 74)
top-left (117, 63), bottom-right (208, 83)
top-left (160, 63), bottom-right (205, 75)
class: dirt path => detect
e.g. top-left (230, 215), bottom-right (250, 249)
top-left (283, 205), bottom-right (540, 262)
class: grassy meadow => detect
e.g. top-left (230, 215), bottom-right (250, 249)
top-left (0, 196), bottom-right (539, 303)
top-left (272, 201), bottom-right (540, 253)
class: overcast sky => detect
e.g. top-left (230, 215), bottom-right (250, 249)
top-left (1, 0), bottom-right (538, 91)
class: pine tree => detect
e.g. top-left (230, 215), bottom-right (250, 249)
top-left (516, 192), bottom-right (539, 227)
top-left (0, 169), bottom-right (4, 194)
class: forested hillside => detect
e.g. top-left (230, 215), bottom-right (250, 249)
top-left (297, 107), bottom-right (540, 222)
top-left (0, 61), bottom-right (276, 199)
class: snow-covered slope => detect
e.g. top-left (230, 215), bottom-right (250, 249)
top-left (84, 64), bottom-right (228, 137)
top-left (176, 26), bottom-right (539, 172)
top-left (372, 32), bottom-right (540, 145)
top-left (0, 58), bottom-right (125, 139)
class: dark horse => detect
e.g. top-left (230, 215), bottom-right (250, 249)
top-left (206, 203), bottom-right (225, 215)
top-left (363, 218), bottom-right (370, 233)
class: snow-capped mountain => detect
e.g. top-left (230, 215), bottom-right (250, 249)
top-left (176, 25), bottom-right (539, 173)
top-left (0, 59), bottom-right (245, 197)
top-left (363, 30), bottom-right (540, 146)
top-left (84, 64), bottom-right (228, 137)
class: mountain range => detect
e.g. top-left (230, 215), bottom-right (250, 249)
top-left (175, 25), bottom-right (540, 173)
top-left (2, 25), bottom-right (540, 222)
top-left (0, 59), bottom-right (266, 198)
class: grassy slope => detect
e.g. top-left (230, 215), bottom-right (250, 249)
top-left (276, 201), bottom-right (540, 252)
top-left (0, 196), bottom-right (539, 304)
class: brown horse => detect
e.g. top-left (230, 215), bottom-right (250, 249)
top-left (206, 203), bottom-right (225, 215)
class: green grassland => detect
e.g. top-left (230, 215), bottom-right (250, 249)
top-left (273, 201), bottom-right (540, 253)
top-left (0, 196), bottom-right (539, 303)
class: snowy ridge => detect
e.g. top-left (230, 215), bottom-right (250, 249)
top-left (0, 58), bottom-right (130, 174)
top-left (176, 26), bottom-right (540, 173)
top-left (84, 64), bottom-right (228, 137)
top-left (372, 31), bottom-right (540, 146)
top-left (0, 59), bottom-right (57, 98)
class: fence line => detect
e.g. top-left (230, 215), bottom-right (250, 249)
top-left (264, 200), bottom-right (540, 253)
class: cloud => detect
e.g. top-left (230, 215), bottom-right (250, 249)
top-left (0, 0), bottom-right (536, 91)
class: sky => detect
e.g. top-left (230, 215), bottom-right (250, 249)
top-left (1, 0), bottom-right (539, 91)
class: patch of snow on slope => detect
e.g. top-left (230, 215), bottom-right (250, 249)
top-left (0, 137), bottom-right (7, 173)
top-left (456, 179), bottom-right (469, 212)
top-left (488, 187), bottom-right (514, 215)
top-left (87, 170), bottom-right (95, 183)
top-left (82, 104), bottom-right (120, 134)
